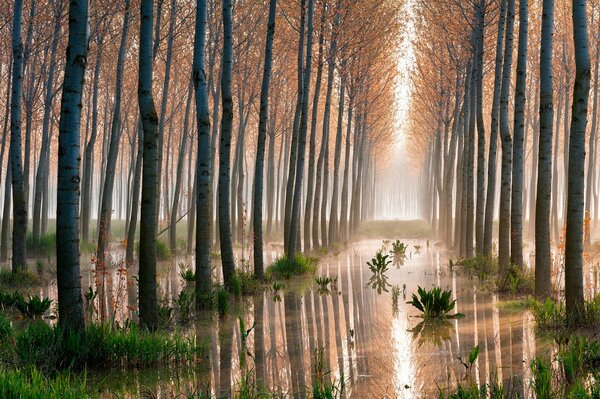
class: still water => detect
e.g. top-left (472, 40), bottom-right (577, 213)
top-left (37, 239), bottom-right (548, 398)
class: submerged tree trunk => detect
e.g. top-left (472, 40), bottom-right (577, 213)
top-left (56, 0), bottom-right (89, 330)
top-left (498, 0), bottom-right (515, 276)
top-left (535, 0), bottom-right (554, 299)
top-left (138, 0), bottom-right (160, 331)
top-left (510, 0), bottom-right (528, 268)
top-left (565, 0), bottom-right (591, 322)
top-left (253, 0), bottom-right (277, 278)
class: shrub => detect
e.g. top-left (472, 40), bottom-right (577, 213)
top-left (266, 255), bottom-right (319, 279)
top-left (457, 256), bottom-right (497, 281)
top-left (0, 270), bottom-right (43, 288)
top-left (0, 367), bottom-right (89, 399)
top-left (216, 288), bottom-right (229, 317)
top-left (16, 322), bottom-right (203, 371)
top-left (179, 264), bottom-right (196, 283)
top-left (0, 290), bottom-right (23, 310)
top-left (232, 269), bottom-right (261, 296)
top-left (175, 290), bottom-right (194, 324)
top-left (407, 286), bottom-right (464, 319)
top-left (15, 295), bottom-right (52, 319)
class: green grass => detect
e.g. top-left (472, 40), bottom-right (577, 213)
top-left (135, 239), bottom-right (172, 261)
top-left (231, 269), bottom-right (261, 296)
top-left (356, 219), bottom-right (432, 239)
top-left (456, 256), bottom-right (497, 280)
top-left (0, 367), bottom-right (90, 399)
top-left (266, 255), bottom-right (319, 279)
top-left (15, 321), bottom-right (204, 371)
top-left (26, 233), bottom-right (56, 257)
top-left (0, 313), bottom-right (12, 343)
top-left (0, 269), bottom-right (44, 288)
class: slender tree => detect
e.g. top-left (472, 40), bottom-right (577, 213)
top-left (565, 0), bottom-right (591, 322)
top-left (253, 0), bottom-right (277, 277)
top-left (138, 0), bottom-right (160, 330)
top-left (218, 0), bottom-right (236, 288)
top-left (56, 0), bottom-right (90, 330)
top-left (9, 0), bottom-right (27, 272)
top-left (535, 0), bottom-right (554, 299)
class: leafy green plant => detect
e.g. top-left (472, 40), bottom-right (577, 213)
top-left (315, 276), bottom-right (332, 295)
top-left (0, 290), bottom-right (23, 310)
top-left (215, 288), bottom-right (229, 317)
top-left (15, 295), bottom-right (52, 319)
top-left (232, 268), bottom-right (260, 297)
top-left (179, 264), bottom-right (196, 283)
top-left (175, 290), bottom-right (194, 324)
top-left (529, 298), bottom-right (566, 331)
top-left (0, 367), bottom-right (89, 399)
top-left (531, 358), bottom-right (552, 399)
top-left (367, 252), bottom-right (391, 274)
top-left (407, 286), bottom-right (463, 319)
top-left (390, 240), bottom-right (408, 257)
top-left (271, 282), bottom-right (283, 303)
top-left (158, 300), bottom-right (173, 328)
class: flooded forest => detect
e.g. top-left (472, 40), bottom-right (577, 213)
top-left (3, 0), bottom-right (600, 397)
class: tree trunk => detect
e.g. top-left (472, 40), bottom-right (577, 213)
top-left (218, 0), bottom-right (236, 288)
top-left (474, 0), bottom-right (486, 255)
top-left (9, 0), bottom-right (27, 272)
top-left (339, 92), bottom-right (354, 243)
top-left (138, 0), bottom-right (160, 331)
top-left (126, 121), bottom-right (143, 265)
top-left (33, 0), bottom-right (61, 247)
top-left (97, 0), bottom-right (131, 273)
top-left (565, 0), bottom-right (591, 322)
top-left (535, 0), bottom-right (554, 299)
top-left (193, 0), bottom-right (212, 304)
top-left (56, 0), bottom-right (89, 330)
top-left (170, 80), bottom-right (193, 251)
top-left (585, 36), bottom-right (600, 244)
top-left (252, 0), bottom-right (277, 278)
top-left (303, 0), bottom-right (326, 253)
top-left (510, 0), bottom-right (528, 268)
top-left (329, 79), bottom-right (345, 245)
top-left (288, 0), bottom-right (314, 258)
top-left (498, 0), bottom-right (515, 276)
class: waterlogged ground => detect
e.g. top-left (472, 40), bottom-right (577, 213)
top-left (35, 240), bottom-right (553, 398)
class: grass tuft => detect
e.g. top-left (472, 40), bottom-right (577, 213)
top-left (0, 270), bottom-right (44, 288)
top-left (0, 367), bottom-right (89, 399)
top-left (266, 255), bottom-right (319, 279)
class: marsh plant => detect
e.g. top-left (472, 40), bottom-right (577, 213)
top-left (407, 286), bottom-right (463, 319)
top-left (390, 240), bottom-right (408, 258)
top-left (367, 252), bottom-right (391, 275)
top-left (409, 319), bottom-right (453, 347)
top-left (315, 276), bottom-right (333, 295)
top-left (312, 347), bottom-right (345, 399)
top-left (16, 295), bottom-right (52, 319)
top-left (175, 290), bottom-right (194, 324)
top-left (271, 282), bottom-right (283, 303)
top-left (179, 264), bottom-right (196, 283)
top-left (158, 300), bottom-right (174, 328)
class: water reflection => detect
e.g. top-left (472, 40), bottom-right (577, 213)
top-left (40, 240), bottom-right (553, 397)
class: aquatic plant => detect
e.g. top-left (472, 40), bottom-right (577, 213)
top-left (407, 286), bottom-right (463, 319)
top-left (179, 264), bottom-right (196, 283)
top-left (215, 287), bottom-right (229, 317)
top-left (409, 319), bottom-right (453, 347)
top-left (15, 322), bottom-right (203, 371)
top-left (367, 252), bottom-right (391, 275)
top-left (26, 232), bottom-right (57, 257)
top-left (266, 255), bottom-right (319, 279)
top-left (390, 240), bottom-right (408, 257)
top-left (312, 347), bottom-right (345, 399)
top-left (314, 276), bottom-right (332, 295)
top-left (135, 240), bottom-right (172, 260)
top-left (271, 282), bottom-right (283, 303)
top-left (175, 290), bottom-right (194, 324)
top-left (531, 358), bottom-right (552, 399)
top-left (158, 300), bottom-right (173, 328)
top-left (529, 298), bottom-right (566, 332)
top-left (367, 273), bottom-right (391, 294)
top-left (15, 295), bottom-right (52, 319)
top-left (232, 268), bottom-right (261, 296)
top-left (0, 367), bottom-right (89, 399)
top-left (0, 290), bottom-right (23, 310)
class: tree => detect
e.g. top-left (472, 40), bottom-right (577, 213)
top-left (218, 0), bottom-right (236, 288)
top-left (193, 0), bottom-right (212, 306)
top-left (498, 0), bottom-right (515, 275)
top-left (56, 0), bottom-right (90, 330)
top-left (253, 0), bottom-right (277, 277)
top-left (565, 0), bottom-right (591, 322)
top-left (510, 0), bottom-right (528, 268)
top-left (9, 0), bottom-right (28, 272)
top-left (535, 0), bottom-right (554, 299)
top-left (138, 0), bottom-right (160, 331)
